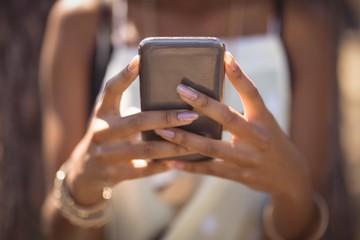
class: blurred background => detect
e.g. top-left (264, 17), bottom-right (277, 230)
top-left (0, 0), bottom-right (54, 239)
top-left (339, 0), bottom-right (360, 238)
top-left (0, 0), bottom-right (359, 239)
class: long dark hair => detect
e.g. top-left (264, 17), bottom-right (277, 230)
top-left (0, 0), bottom-right (54, 239)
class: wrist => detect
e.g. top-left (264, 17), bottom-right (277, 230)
top-left (272, 193), bottom-right (315, 238)
top-left (65, 160), bottom-right (109, 206)
top-left (264, 192), bottom-right (329, 240)
top-left (66, 171), bottom-right (104, 206)
top-left (53, 161), bottom-right (112, 228)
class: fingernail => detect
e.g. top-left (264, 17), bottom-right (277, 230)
top-left (177, 112), bottom-right (198, 122)
top-left (127, 55), bottom-right (139, 71)
top-left (177, 84), bottom-right (198, 100)
top-left (224, 52), bottom-right (238, 72)
top-left (154, 129), bottom-right (175, 139)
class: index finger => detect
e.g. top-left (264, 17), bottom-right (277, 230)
top-left (224, 52), bottom-right (267, 118)
top-left (98, 55), bottom-right (140, 115)
top-left (176, 84), bottom-right (257, 138)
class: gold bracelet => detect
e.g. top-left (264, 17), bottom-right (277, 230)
top-left (263, 193), bottom-right (329, 240)
top-left (53, 161), bottom-right (112, 228)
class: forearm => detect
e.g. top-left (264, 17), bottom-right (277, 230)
top-left (283, 1), bottom-right (337, 190)
top-left (268, 2), bottom-right (337, 239)
top-left (265, 157), bottom-right (321, 239)
top-left (42, 153), bottom-right (110, 240)
top-left (271, 192), bottom-right (316, 239)
top-left (42, 193), bottom-right (105, 240)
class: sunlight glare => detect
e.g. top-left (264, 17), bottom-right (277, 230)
top-left (131, 159), bottom-right (148, 168)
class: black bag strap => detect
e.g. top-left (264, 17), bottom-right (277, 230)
top-left (89, 0), bottom-right (113, 114)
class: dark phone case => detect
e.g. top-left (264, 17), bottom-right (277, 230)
top-left (138, 37), bottom-right (225, 161)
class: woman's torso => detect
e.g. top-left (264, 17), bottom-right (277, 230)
top-left (112, 0), bottom-right (276, 47)
top-left (102, 1), bottom-right (291, 239)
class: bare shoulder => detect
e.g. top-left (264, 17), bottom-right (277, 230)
top-left (52, 0), bottom-right (101, 18)
top-left (48, 0), bottom-right (102, 33)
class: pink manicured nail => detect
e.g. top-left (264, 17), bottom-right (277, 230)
top-left (177, 112), bottom-right (199, 122)
top-left (127, 55), bottom-right (139, 71)
top-left (154, 129), bottom-right (175, 139)
top-left (224, 52), bottom-right (238, 72)
top-left (176, 84), bottom-right (198, 100)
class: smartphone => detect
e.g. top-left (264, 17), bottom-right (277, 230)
top-left (138, 37), bottom-right (225, 161)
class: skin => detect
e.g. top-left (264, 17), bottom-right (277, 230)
top-left (156, 52), bottom-right (315, 238)
top-left (40, 0), bottom-right (337, 239)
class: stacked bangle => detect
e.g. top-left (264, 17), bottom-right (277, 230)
top-left (263, 193), bottom-right (329, 240)
top-left (53, 161), bottom-right (112, 228)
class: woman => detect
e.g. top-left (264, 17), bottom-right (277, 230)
top-left (40, 0), bottom-right (344, 239)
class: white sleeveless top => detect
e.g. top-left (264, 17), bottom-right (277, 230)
top-left (101, 3), bottom-right (291, 240)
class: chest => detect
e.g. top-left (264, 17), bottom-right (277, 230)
top-left (114, 0), bottom-right (275, 46)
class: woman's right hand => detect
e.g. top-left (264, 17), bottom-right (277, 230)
top-left (64, 55), bottom-right (196, 206)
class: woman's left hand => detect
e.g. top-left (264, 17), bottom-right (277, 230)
top-left (154, 52), bottom-right (312, 201)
